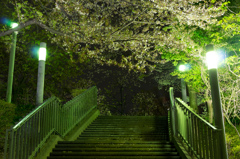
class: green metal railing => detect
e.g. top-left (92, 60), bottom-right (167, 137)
top-left (169, 87), bottom-right (221, 159)
top-left (4, 86), bottom-right (97, 159)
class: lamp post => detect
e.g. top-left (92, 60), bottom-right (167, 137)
top-left (206, 44), bottom-right (228, 159)
top-left (179, 65), bottom-right (187, 103)
top-left (36, 42), bottom-right (47, 106)
top-left (6, 22), bottom-right (18, 103)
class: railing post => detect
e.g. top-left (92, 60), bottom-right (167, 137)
top-left (206, 44), bottom-right (228, 159)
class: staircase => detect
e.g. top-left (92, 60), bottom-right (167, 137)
top-left (47, 116), bottom-right (181, 159)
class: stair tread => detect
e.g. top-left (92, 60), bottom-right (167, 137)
top-left (50, 151), bottom-right (179, 156)
top-left (52, 147), bottom-right (176, 151)
top-left (48, 156), bottom-right (180, 159)
top-left (55, 144), bottom-right (175, 148)
top-left (48, 116), bottom-right (180, 158)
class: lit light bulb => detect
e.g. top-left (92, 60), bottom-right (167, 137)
top-left (179, 65), bottom-right (187, 72)
top-left (38, 43), bottom-right (47, 61)
top-left (206, 51), bottom-right (218, 69)
top-left (11, 23), bottom-right (18, 28)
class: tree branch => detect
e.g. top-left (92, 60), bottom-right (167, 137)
top-left (0, 19), bottom-right (68, 37)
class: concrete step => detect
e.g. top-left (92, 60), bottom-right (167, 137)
top-left (48, 156), bottom-right (181, 159)
top-left (52, 147), bottom-right (177, 152)
top-left (48, 116), bottom-right (179, 159)
top-left (49, 151), bottom-right (179, 156)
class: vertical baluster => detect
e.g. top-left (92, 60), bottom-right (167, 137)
top-left (71, 105), bottom-right (73, 128)
top-left (184, 108), bottom-right (187, 141)
top-left (192, 115), bottom-right (196, 156)
top-left (209, 127), bottom-right (214, 159)
top-left (176, 102), bottom-right (179, 137)
top-left (8, 130), bottom-right (13, 159)
top-left (37, 111), bottom-right (40, 154)
top-left (57, 101), bottom-right (60, 133)
top-left (50, 103), bottom-right (52, 131)
top-left (32, 114), bottom-right (36, 155)
top-left (55, 100), bottom-right (58, 131)
top-left (209, 128), bottom-right (214, 159)
top-left (198, 120), bottom-right (202, 158)
top-left (15, 129), bottom-right (20, 158)
top-left (205, 124), bottom-right (210, 159)
top-left (41, 108), bottom-right (45, 141)
top-left (195, 116), bottom-right (199, 157)
top-left (39, 109), bottom-right (42, 149)
top-left (31, 114), bottom-right (35, 155)
top-left (53, 100), bottom-right (56, 132)
top-left (23, 121), bottom-right (28, 159)
top-left (189, 113), bottom-right (193, 155)
top-left (70, 106), bottom-right (72, 130)
top-left (178, 103), bottom-right (182, 138)
top-left (186, 110), bottom-right (190, 153)
top-left (29, 116), bottom-right (33, 157)
top-left (13, 131), bottom-right (17, 159)
top-left (63, 107), bottom-right (66, 134)
top-left (52, 102), bottom-right (54, 130)
top-left (213, 130), bottom-right (220, 159)
top-left (202, 122), bottom-right (206, 159)
top-left (182, 109), bottom-right (187, 141)
top-left (28, 118), bottom-right (32, 158)
top-left (19, 126), bottom-right (24, 159)
top-left (46, 104), bottom-right (50, 134)
top-left (33, 114), bottom-right (38, 155)
top-left (48, 103), bottom-right (51, 132)
top-left (62, 107), bottom-right (65, 134)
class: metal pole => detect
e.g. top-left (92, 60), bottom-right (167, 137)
top-left (206, 44), bottom-right (228, 159)
top-left (181, 78), bottom-right (187, 103)
top-left (36, 42), bottom-right (46, 106)
top-left (6, 31), bottom-right (18, 103)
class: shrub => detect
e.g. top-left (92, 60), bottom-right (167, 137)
top-left (0, 100), bottom-right (16, 150)
top-left (225, 122), bottom-right (240, 159)
top-left (12, 104), bottom-right (35, 124)
top-left (71, 88), bottom-right (87, 98)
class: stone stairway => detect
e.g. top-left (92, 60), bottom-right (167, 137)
top-left (47, 116), bottom-right (181, 159)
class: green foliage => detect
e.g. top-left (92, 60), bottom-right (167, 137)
top-left (130, 91), bottom-right (168, 116)
top-left (171, 63), bottom-right (206, 92)
top-left (225, 122), bottom-right (240, 159)
top-left (71, 89), bottom-right (87, 97)
top-left (154, 62), bottom-right (180, 91)
top-left (12, 104), bottom-right (35, 124)
top-left (0, 100), bottom-right (16, 149)
top-left (191, 28), bottom-right (213, 47)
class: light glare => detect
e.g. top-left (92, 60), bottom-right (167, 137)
top-left (11, 23), bottom-right (18, 28)
top-left (179, 65), bottom-right (186, 72)
top-left (39, 48), bottom-right (46, 61)
top-left (206, 51), bottom-right (218, 69)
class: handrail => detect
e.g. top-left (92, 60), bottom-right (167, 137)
top-left (4, 86), bottom-right (97, 159)
top-left (169, 87), bottom-right (221, 159)
top-left (59, 86), bottom-right (97, 136)
top-left (13, 97), bottom-right (57, 129)
top-left (176, 98), bottom-right (217, 130)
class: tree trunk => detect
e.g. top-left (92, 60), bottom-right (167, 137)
top-left (187, 85), bottom-right (198, 113)
top-left (205, 90), bottom-right (214, 124)
top-left (207, 100), bottom-right (214, 124)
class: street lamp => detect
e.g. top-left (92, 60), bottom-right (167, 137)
top-left (10, 22), bottom-right (18, 28)
top-left (6, 22), bottom-right (18, 103)
top-left (206, 44), bottom-right (228, 159)
top-left (179, 64), bottom-right (187, 103)
top-left (36, 42), bottom-right (47, 106)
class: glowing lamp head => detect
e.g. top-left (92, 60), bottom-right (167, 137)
top-left (206, 51), bottom-right (218, 69)
top-left (179, 65), bottom-right (187, 72)
top-left (11, 22), bottom-right (18, 28)
top-left (38, 42), bottom-right (47, 61)
top-left (206, 44), bottom-right (217, 69)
